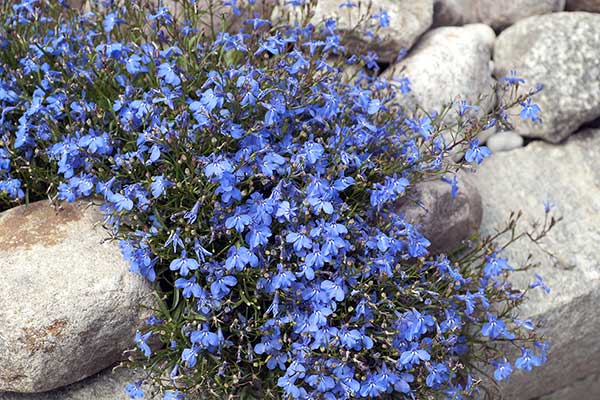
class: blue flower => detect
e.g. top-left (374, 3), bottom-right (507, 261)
top-left (359, 373), bottom-right (386, 397)
top-left (515, 348), bottom-right (542, 371)
top-left (483, 253), bottom-right (513, 277)
top-left (191, 324), bottom-right (220, 349)
top-left (320, 279), bottom-right (345, 302)
top-left (441, 175), bottom-right (459, 199)
top-left (225, 245), bottom-right (258, 271)
top-left (103, 12), bottom-right (124, 33)
top-left (150, 175), bottom-right (173, 198)
top-left (405, 116), bottom-right (434, 139)
top-left (108, 192), bottom-right (134, 212)
top-left (124, 381), bottom-right (144, 399)
top-left (135, 330), bottom-right (152, 357)
top-left (520, 98), bottom-right (542, 123)
top-left (163, 390), bottom-right (185, 400)
top-left (492, 359), bottom-right (513, 381)
top-left (400, 344), bottom-right (431, 366)
top-left (225, 212), bottom-right (252, 232)
top-left (210, 274), bottom-right (237, 298)
top-left (500, 70), bottom-right (525, 85)
top-left (181, 345), bottom-right (199, 368)
top-left (481, 313), bottom-right (514, 339)
top-left (465, 138), bottom-right (492, 164)
top-left (286, 230), bottom-right (313, 253)
top-left (174, 276), bottom-right (203, 298)
top-left (426, 363), bottom-right (449, 388)
top-left (169, 250), bottom-right (199, 276)
top-left (530, 273), bottom-right (551, 293)
top-left (158, 62), bottom-right (181, 86)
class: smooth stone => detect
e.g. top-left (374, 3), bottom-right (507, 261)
top-left (536, 372), bottom-right (600, 400)
top-left (566, 0), bottom-right (600, 11)
top-left (486, 131), bottom-right (524, 152)
top-left (433, 0), bottom-right (565, 30)
top-left (67, 0), bottom-right (277, 34)
top-left (384, 24), bottom-right (496, 122)
top-left (0, 367), bottom-right (158, 400)
top-left (398, 171), bottom-right (483, 255)
top-left (0, 201), bottom-right (154, 392)
top-left (274, 0), bottom-right (433, 64)
top-left (473, 129), bottom-right (600, 399)
top-left (494, 12), bottom-right (600, 143)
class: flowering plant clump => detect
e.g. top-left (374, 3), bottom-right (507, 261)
top-left (0, 1), bottom-right (553, 399)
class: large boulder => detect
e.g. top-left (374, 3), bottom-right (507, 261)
top-left (398, 171), bottom-right (483, 254)
top-left (68, 0), bottom-right (276, 34)
top-left (383, 23), bottom-right (496, 147)
top-left (0, 367), bottom-right (156, 400)
top-left (494, 12), bottom-right (600, 143)
top-left (566, 0), bottom-right (600, 11)
top-left (537, 372), bottom-right (600, 400)
top-left (473, 129), bottom-right (600, 399)
top-left (433, 0), bottom-right (565, 30)
top-left (274, 0), bottom-right (433, 64)
top-left (384, 24), bottom-right (496, 119)
top-left (0, 201), bottom-right (154, 393)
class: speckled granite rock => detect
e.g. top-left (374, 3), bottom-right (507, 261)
top-left (0, 201), bottom-right (154, 393)
top-left (0, 367), bottom-right (158, 400)
top-left (433, 0), bottom-right (565, 29)
top-left (384, 24), bottom-right (496, 123)
top-left (566, 0), bottom-right (600, 11)
top-left (474, 129), bottom-right (600, 399)
top-left (494, 12), bottom-right (600, 143)
top-left (398, 171), bottom-right (483, 254)
top-left (274, 0), bottom-right (433, 63)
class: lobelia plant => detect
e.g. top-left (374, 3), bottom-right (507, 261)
top-left (0, 1), bottom-right (555, 399)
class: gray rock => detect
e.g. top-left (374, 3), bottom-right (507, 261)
top-left (384, 24), bottom-right (496, 121)
top-left (537, 372), bottom-right (600, 400)
top-left (274, 0), bottom-right (433, 64)
top-left (68, 0), bottom-right (276, 34)
top-left (433, 0), bottom-right (565, 30)
top-left (399, 171), bottom-right (483, 254)
top-left (0, 201), bottom-right (154, 393)
top-left (167, 0), bottom-right (277, 33)
top-left (494, 12), bottom-right (600, 143)
top-left (486, 131), bottom-right (524, 152)
top-left (473, 129), bottom-right (600, 399)
top-left (0, 367), bottom-right (158, 400)
top-left (566, 0), bottom-right (600, 11)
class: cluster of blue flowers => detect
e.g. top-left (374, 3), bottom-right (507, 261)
top-left (0, 1), bottom-right (548, 399)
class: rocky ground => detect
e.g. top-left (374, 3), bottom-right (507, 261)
top-left (1, 0), bottom-right (599, 399)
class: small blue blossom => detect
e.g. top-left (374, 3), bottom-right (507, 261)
top-left (519, 98), bottom-right (542, 123)
top-left (515, 348), bottom-right (542, 371)
top-left (135, 330), bottom-right (152, 357)
top-left (169, 250), bottom-right (199, 276)
top-left (104, 12), bottom-right (124, 33)
top-left (124, 381), bottom-right (144, 399)
top-left (465, 138), bottom-right (492, 164)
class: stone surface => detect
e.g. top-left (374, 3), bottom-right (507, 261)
top-left (0, 201), bottom-right (154, 393)
top-left (473, 129), bottom-right (600, 399)
top-left (566, 0), bottom-right (600, 11)
top-left (398, 171), bottom-right (483, 254)
top-left (536, 372), bottom-right (600, 400)
top-left (0, 367), bottom-right (158, 400)
top-left (68, 0), bottom-right (276, 34)
top-left (384, 24), bottom-right (496, 124)
top-left (494, 12), bottom-right (600, 143)
top-left (275, 0), bottom-right (433, 64)
top-left (433, 0), bottom-right (565, 30)
top-left (486, 131), bottom-right (524, 152)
